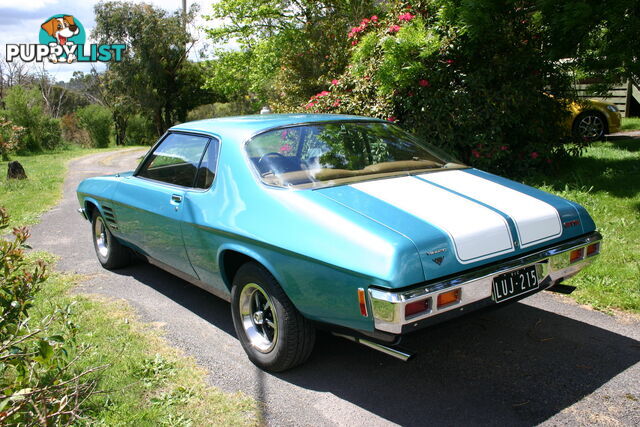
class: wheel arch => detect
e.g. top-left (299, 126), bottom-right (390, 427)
top-left (83, 197), bottom-right (102, 220)
top-left (217, 244), bottom-right (285, 294)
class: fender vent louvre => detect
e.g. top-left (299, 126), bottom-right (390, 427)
top-left (101, 205), bottom-right (119, 230)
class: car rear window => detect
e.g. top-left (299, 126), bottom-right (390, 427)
top-left (245, 121), bottom-right (466, 189)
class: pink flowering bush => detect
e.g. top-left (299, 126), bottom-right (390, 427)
top-left (302, 0), bottom-right (573, 176)
top-left (0, 118), bottom-right (25, 161)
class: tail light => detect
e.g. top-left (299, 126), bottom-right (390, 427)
top-left (569, 248), bottom-right (584, 264)
top-left (405, 298), bottom-right (430, 318)
top-left (586, 242), bottom-right (600, 257)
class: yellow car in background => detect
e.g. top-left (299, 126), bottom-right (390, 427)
top-left (568, 99), bottom-right (621, 141)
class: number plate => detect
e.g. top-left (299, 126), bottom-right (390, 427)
top-left (492, 265), bottom-right (539, 303)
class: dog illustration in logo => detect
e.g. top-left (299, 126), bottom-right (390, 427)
top-left (40, 15), bottom-right (79, 63)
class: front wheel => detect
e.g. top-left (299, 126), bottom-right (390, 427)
top-left (231, 262), bottom-right (315, 372)
top-left (91, 210), bottom-right (130, 269)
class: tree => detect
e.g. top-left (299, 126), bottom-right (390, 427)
top-left (76, 104), bottom-right (112, 148)
top-left (534, 0), bottom-right (640, 86)
top-left (0, 56), bottom-right (34, 109)
top-left (93, 1), bottom-right (217, 136)
top-left (203, 0), bottom-right (378, 108)
top-left (4, 86), bottom-right (62, 152)
top-left (66, 70), bottom-right (131, 146)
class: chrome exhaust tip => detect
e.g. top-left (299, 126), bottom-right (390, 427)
top-left (332, 332), bottom-right (414, 362)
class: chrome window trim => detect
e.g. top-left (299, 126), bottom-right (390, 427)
top-left (133, 130), bottom-right (222, 192)
top-left (369, 232), bottom-right (602, 334)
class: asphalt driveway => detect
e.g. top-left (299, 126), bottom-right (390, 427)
top-left (27, 149), bottom-right (640, 426)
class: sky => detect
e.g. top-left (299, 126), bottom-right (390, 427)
top-left (0, 0), bottom-right (215, 82)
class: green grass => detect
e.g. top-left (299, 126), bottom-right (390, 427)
top-left (0, 147), bottom-right (111, 229)
top-left (31, 262), bottom-right (257, 425)
top-left (620, 117), bottom-right (640, 131)
top-left (527, 138), bottom-right (640, 313)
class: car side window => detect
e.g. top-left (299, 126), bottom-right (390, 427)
top-left (138, 133), bottom-right (210, 187)
top-left (194, 138), bottom-right (219, 189)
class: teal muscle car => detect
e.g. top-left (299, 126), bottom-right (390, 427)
top-left (76, 114), bottom-right (601, 371)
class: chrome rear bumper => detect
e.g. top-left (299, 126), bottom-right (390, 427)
top-left (369, 232), bottom-right (602, 334)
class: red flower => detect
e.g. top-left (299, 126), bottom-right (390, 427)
top-left (408, 91), bottom-right (414, 97)
top-left (364, 75), bottom-right (370, 81)
top-left (398, 12), bottom-right (414, 22)
top-left (387, 116), bottom-right (397, 122)
top-left (317, 90), bottom-right (330, 97)
top-left (332, 99), bottom-right (341, 107)
top-left (388, 25), bottom-right (401, 34)
top-left (331, 79), bottom-right (339, 85)
top-left (348, 26), bottom-right (363, 38)
top-left (362, 18), bottom-right (370, 25)
top-left (446, 59), bottom-right (455, 64)
top-left (472, 150), bottom-right (480, 158)
top-left (305, 102), bottom-right (315, 109)
top-left (530, 151), bottom-right (539, 159)
top-left (280, 143), bottom-right (292, 153)
top-left (351, 40), bottom-right (358, 46)
top-left (500, 145), bottom-right (509, 151)
top-left (371, 15), bottom-right (378, 22)
top-left (419, 79), bottom-right (430, 87)
top-left (281, 130), bottom-right (288, 139)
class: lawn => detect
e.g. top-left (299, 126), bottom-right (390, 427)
top-left (528, 137), bottom-right (640, 313)
top-left (0, 147), bottom-right (112, 229)
top-left (620, 117), bottom-right (640, 132)
top-left (31, 260), bottom-right (257, 425)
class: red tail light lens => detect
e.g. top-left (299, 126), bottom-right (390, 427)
top-left (405, 298), bottom-right (430, 318)
top-left (569, 248), bottom-right (584, 263)
top-left (586, 242), bottom-right (600, 257)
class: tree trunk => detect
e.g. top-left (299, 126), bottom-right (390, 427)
top-left (154, 110), bottom-right (164, 136)
top-left (7, 161), bottom-right (27, 179)
top-left (113, 114), bottom-right (128, 146)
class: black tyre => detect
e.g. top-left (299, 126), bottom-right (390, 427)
top-left (91, 210), bottom-right (130, 269)
top-left (572, 111), bottom-right (608, 142)
top-left (231, 262), bottom-right (315, 372)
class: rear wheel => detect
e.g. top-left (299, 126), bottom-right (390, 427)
top-left (573, 111), bottom-right (607, 141)
top-left (231, 262), bottom-right (315, 372)
top-left (91, 210), bottom-right (130, 269)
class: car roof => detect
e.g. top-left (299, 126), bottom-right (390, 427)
top-left (169, 113), bottom-right (385, 143)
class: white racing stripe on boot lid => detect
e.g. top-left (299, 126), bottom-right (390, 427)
top-left (351, 176), bottom-right (514, 264)
top-left (419, 170), bottom-right (562, 248)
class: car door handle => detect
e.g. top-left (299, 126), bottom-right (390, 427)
top-left (171, 194), bottom-right (183, 203)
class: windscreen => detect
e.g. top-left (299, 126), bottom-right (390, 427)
top-left (245, 121), bottom-right (466, 189)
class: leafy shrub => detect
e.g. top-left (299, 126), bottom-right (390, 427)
top-left (39, 117), bottom-right (63, 151)
top-left (0, 117), bottom-right (25, 161)
top-left (4, 86), bottom-right (63, 152)
top-left (186, 101), bottom-right (256, 121)
top-left (124, 114), bottom-right (156, 146)
top-left (61, 113), bottom-right (91, 147)
top-left (76, 104), bottom-right (112, 148)
top-left (0, 208), bottom-right (102, 424)
top-left (303, 0), bottom-right (576, 177)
